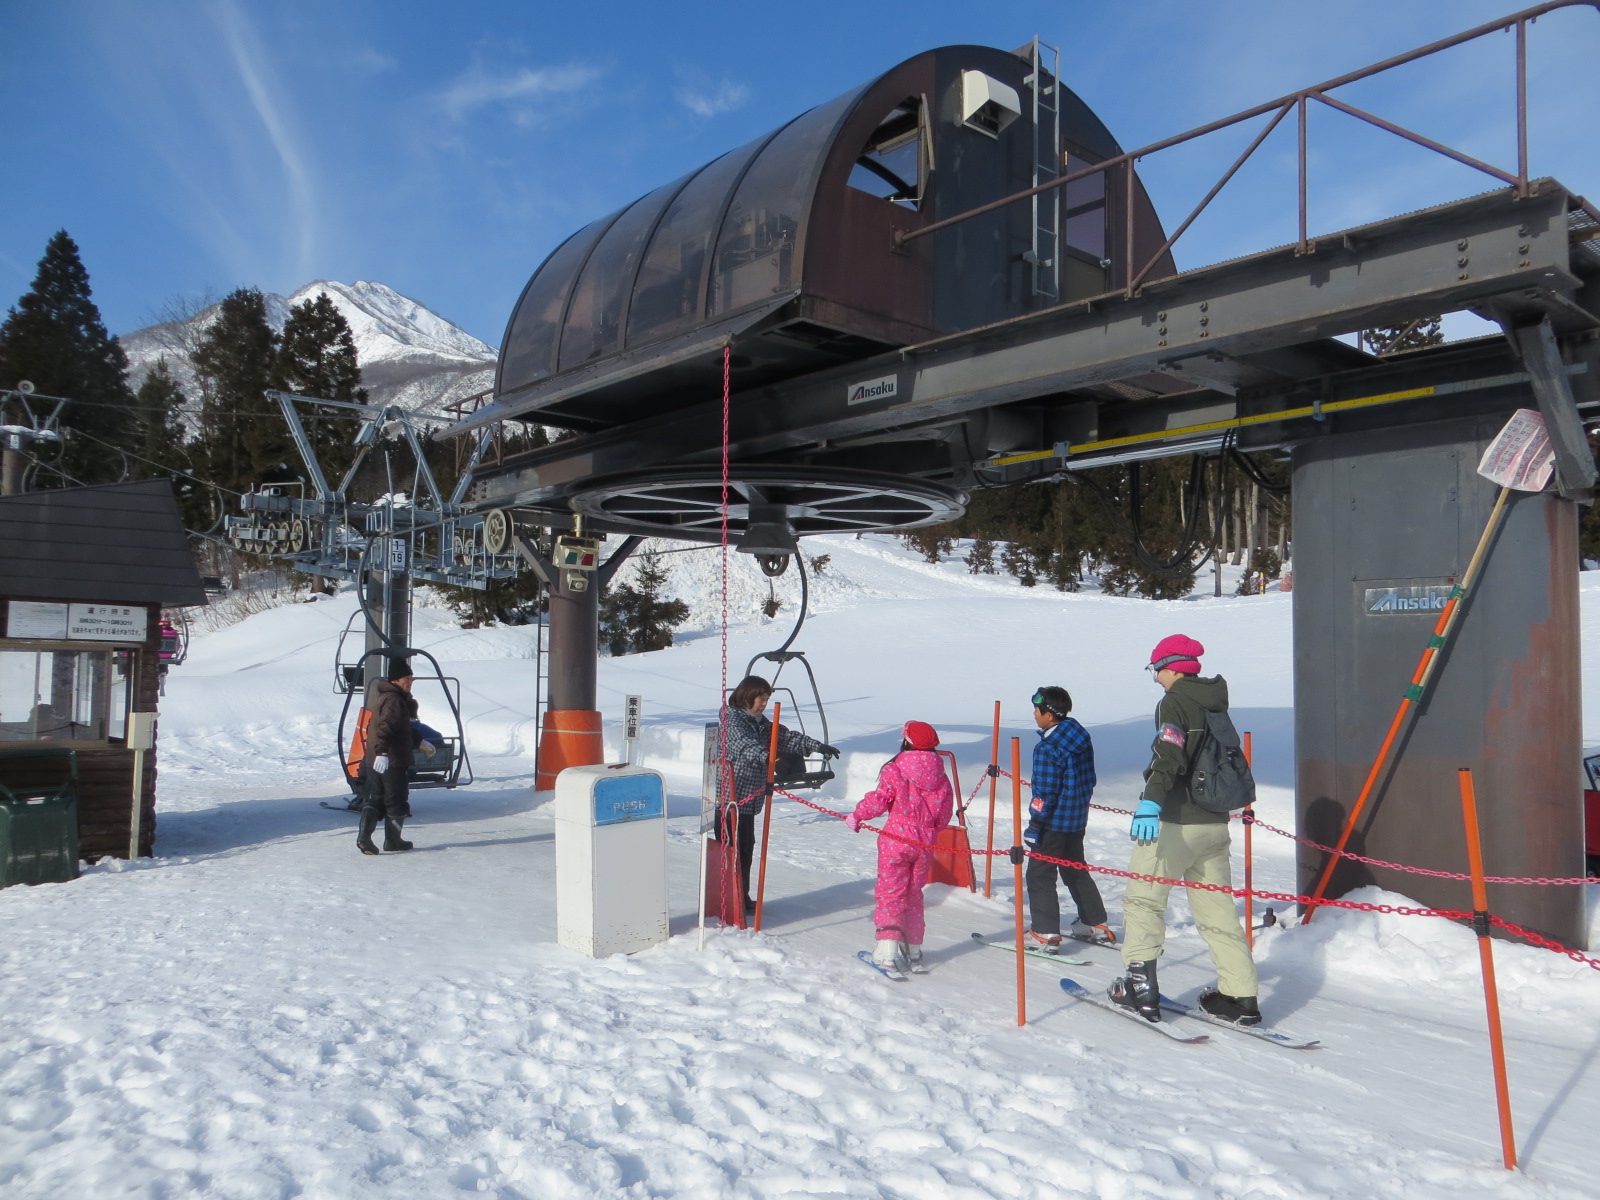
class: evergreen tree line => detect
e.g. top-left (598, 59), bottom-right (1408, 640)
top-left (902, 451), bottom-right (1292, 599)
top-left (0, 233), bottom-right (365, 517)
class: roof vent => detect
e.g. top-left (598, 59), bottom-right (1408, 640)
top-left (959, 71), bottom-right (1021, 138)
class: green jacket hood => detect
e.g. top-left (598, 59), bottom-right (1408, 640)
top-left (1170, 673), bottom-right (1229, 712)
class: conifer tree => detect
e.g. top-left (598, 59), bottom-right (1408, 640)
top-left (0, 230), bottom-right (135, 485)
top-left (191, 287), bottom-right (288, 494)
top-left (601, 551), bottom-right (689, 655)
top-left (275, 292), bottom-right (367, 479)
top-left (131, 360), bottom-right (189, 476)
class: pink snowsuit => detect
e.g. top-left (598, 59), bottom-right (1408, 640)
top-left (850, 750), bottom-right (954, 946)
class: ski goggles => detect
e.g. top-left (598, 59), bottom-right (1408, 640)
top-left (1146, 653), bottom-right (1194, 673)
top-left (1032, 689), bottom-right (1068, 716)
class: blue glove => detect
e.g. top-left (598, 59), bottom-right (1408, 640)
top-left (1130, 799), bottom-right (1162, 844)
top-left (1022, 823), bottom-right (1041, 850)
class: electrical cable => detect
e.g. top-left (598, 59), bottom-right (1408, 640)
top-left (1228, 444), bottom-right (1292, 494)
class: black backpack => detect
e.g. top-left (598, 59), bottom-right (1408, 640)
top-left (1187, 709), bottom-right (1257, 813)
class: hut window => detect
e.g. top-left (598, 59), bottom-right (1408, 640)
top-left (0, 647), bottom-right (132, 744)
top-left (1064, 152), bottom-right (1108, 260)
top-left (848, 99), bottom-right (925, 210)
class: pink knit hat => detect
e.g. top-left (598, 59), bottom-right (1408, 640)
top-left (902, 720), bottom-right (940, 750)
top-left (1148, 634), bottom-right (1204, 674)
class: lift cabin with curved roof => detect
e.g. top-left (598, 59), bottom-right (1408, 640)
top-left (487, 44), bottom-right (1175, 438)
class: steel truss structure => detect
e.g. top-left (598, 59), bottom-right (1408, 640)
top-left (223, 391), bottom-right (523, 590)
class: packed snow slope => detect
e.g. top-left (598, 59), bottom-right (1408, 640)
top-left (4, 535), bottom-right (1600, 1199)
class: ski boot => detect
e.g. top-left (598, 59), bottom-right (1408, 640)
top-left (1108, 959), bottom-right (1161, 1022)
top-left (906, 944), bottom-right (928, 974)
top-left (383, 818), bottom-right (413, 852)
top-left (872, 938), bottom-right (908, 981)
top-left (1026, 929), bottom-right (1064, 954)
top-left (1069, 921), bottom-right (1117, 946)
top-left (356, 810), bottom-right (381, 856)
top-left (1198, 988), bottom-right (1262, 1026)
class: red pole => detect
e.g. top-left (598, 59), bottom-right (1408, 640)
top-left (1011, 737), bottom-right (1026, 1027)
top-left (1243, 731), bottom-right (1255, 948)
top-left (984, 701), bottom-right (1001, 898)
top-left (1457, 768), bottom-right (1518, 1171)
top-left (754, 701), bottom-right (781, 932)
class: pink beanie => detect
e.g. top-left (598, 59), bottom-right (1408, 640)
top-left (1149, 634), bottom-right (1204, 674)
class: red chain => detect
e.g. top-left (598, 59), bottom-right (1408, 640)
top-left (991, 768), bottom-right (1594, 887)
top-left (770, 788), bottom-right (1600, 972)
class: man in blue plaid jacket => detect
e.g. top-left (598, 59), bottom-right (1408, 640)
top-left (1025, 686), bottom-right (1115, 950)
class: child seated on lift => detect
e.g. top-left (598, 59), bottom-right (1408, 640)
top-left (846, 720), bottom-right (954, 980)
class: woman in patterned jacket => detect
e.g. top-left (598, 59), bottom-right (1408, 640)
top-left (719, 675), bottom-right (837, 913)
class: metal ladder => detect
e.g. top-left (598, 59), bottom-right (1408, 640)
top-left (1024, 36), bottom-right (1063, 306)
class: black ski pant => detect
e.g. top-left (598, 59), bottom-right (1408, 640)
top-left (715, 804), bottom-right (759, 905)
top-left (1026, 829), bottom-right (1107, 933)
top-left (362, 765), bottom-right (412, 823)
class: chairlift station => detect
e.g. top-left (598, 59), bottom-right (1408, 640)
top-left (230, 5), bottom-right (1600, 945)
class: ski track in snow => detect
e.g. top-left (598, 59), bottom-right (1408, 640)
top-left (3, 534), bottom-right (1600, 1198)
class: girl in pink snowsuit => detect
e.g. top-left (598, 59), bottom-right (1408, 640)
top-left (847, 720), bottom-right (954, 971)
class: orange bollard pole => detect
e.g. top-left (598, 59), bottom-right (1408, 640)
top-left (1457, 767), bottom-right (1517, 1171)
top-left (754, 701), bottom-right (781, 932)
top-left (1011, 737), bottom-right (1026, 1027)
top-left (984, 701), bottom-right (1001, 898)
top-left (1243, 731), bottom-right (1254, 948)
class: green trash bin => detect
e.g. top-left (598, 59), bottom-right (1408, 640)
top-left (0, 748), bottom-right (81, 886)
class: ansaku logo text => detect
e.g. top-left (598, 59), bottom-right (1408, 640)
top-left (1363, 585), bottom-right (1454, 615)
top-left (847, 374), bottom-right (898, 405)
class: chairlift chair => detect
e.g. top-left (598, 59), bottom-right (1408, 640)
top-left (334, 633), bottom-right (473, 794)
top-left (742, 555), bottom-right (834, 791)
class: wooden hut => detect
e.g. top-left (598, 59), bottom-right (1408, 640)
top-left (0, 479), bottom-right (206, 859)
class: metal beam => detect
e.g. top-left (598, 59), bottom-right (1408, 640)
top-left (470, 184), bottom-right (1594, 510)
top-left (1508, 317), bottom-right (1598, 499)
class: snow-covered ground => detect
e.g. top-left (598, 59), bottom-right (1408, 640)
top-left (4, 534), bottom-right (1600, 1199)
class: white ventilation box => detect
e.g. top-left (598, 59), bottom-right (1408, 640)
top-left (959, 70), bottom-right (1022, 138)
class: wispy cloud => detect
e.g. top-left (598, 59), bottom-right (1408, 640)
top-left (673, 69), bottom-right (749, 118)
top-left (213, 0), bottom-right (318, 284)
top-left (437, 62), bottom-right (602, 122)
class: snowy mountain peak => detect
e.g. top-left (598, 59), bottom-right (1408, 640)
top-left (120, 279), bottom-right (499, 415)
top-left (286, 280), bottom-right (496, 365)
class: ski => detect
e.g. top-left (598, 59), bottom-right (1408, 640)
top-left (857, 949), bottom-right (907, 981)
top-left (970, 932), bottom-right (1092, 967)
top-left (1057, 977), bottom-right (1210, 1043)
top-left (320, 802), bottom-right (362, 813)
top-left (1158, 996), bottom-right (1320, 1050)
top-left (1064, 931), bottom-right (1119, 951)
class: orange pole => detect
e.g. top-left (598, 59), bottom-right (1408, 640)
top-left (1243, 731), bottom-right (1254, 948)
top-left (754, 701), bottom-right (781, 932)
top-left (1307, 486), bottom-right (1511, 920)
top-left (984, 701), bottom-right (1001, 898)
top-left (1457, 768), bottom-right (1517, 1171)
top-left (1011, 737), bottom-right (1026, 1027)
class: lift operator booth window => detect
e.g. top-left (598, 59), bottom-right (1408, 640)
top-left (0, 647), bottom-right (132, 744)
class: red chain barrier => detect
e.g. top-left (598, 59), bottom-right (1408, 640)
top-left (771, 787), bottom-right (1600, 972)
top-left (991, 768), bottom-right (1595, 887)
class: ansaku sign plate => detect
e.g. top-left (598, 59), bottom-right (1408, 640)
top-left (1364, 585), bottom-right (1454, 615)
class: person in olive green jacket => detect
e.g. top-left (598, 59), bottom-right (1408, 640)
top-left (1108, 634), bottom-right (1261, 1026)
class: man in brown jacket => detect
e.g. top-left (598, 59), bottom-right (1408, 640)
top-left (359, 657), bottom-right (423, 855)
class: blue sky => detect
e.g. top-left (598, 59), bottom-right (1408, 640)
top-left (3, 0), bottom-right (1597, 346)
